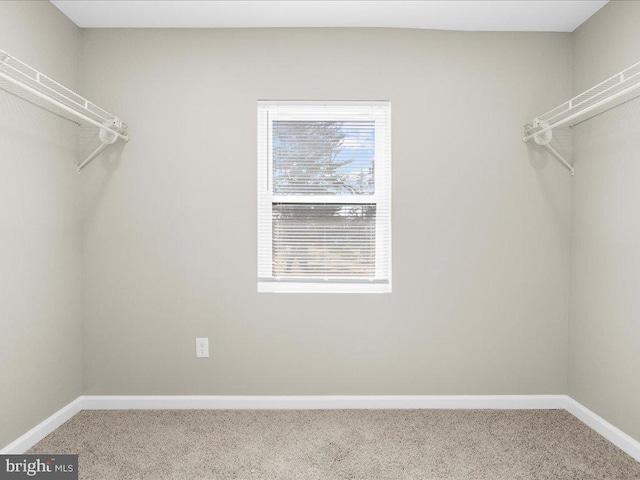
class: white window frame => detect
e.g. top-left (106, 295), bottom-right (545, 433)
top-left (257, 101), bottom-right (391, 293)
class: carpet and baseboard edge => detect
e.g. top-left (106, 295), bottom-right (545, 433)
top-left (2, 394), bottom-right (639, 462)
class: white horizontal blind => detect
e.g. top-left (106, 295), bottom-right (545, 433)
top-left (258, 101), bottom-right (391, 293)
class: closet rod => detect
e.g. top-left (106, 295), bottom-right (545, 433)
top-left (0, 70), bottom-right (128, 143)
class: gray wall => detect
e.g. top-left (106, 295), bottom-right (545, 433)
top-left (80, 29), bottom-right (572, 396)
top-left (570, 0), bottom-right (640, 442)
top-left (9, 1), bottom-right (640, 450)
top-left (0, 2), bottom-right (82, 449)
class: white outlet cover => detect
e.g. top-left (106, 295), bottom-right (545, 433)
top-left (195, 337), bottom-right (209, 358)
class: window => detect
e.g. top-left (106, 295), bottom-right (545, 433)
top-left (257, 101), bottom-right (391, 293)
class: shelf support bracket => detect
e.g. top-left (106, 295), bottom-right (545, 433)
top-left (543, 143), bottom-right (574, 176)
top-left (523, 118), bottom-right (574, 175)
top-left (77, 142), bottom-right (110, 173)
top-left (77, 118), bottom-right (127, 173)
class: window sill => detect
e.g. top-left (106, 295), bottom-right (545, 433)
top-left (258, 281), bottom-right (391, 294)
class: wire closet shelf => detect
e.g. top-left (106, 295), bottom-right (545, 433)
top-left (0, 48), bottom-right (128, 172)
top-left (523, 59), bottom-right (640, 175)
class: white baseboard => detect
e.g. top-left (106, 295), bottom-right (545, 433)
top-left (80, 394), bottom-right (565, 410)
top-left (3, 394), bottom-right (639, 463)
top-left (0, 397), bottom-right (83, 455)
top-left (563, 396), bottom-right (640, 462)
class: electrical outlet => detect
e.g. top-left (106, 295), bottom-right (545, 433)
top-left (195, 337), bottom-right (209, 358)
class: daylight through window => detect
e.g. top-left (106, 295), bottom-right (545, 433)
top-left (258, 101), bottom-right (391, 293)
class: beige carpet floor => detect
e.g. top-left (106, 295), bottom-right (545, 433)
top-left (29, 409), bottom-right (640, 479)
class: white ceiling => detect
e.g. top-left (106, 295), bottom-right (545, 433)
top-left (51, 0), bottom-right (608, 32)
